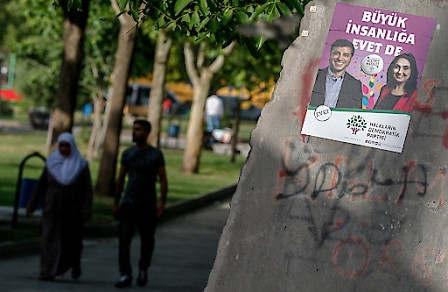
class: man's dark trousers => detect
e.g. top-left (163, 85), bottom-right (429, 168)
top-left (118, 203), bottom-right (157, 276)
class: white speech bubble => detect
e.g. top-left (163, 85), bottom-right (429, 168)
top-left (361, 54), bottom-right (384, 75)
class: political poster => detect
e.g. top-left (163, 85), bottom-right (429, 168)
top-left (301, 3), bottom-right (436, 153)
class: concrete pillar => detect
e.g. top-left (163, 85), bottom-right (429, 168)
top-left (206, 1), bottom-right (448, 291)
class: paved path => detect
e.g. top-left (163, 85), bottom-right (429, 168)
top-left (0, 198), bottom-right (230, 292)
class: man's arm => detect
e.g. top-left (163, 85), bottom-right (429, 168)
top-left (113, 165), bottom-right (127, 217)
top-left (156, 166), bottom-right (168, 217)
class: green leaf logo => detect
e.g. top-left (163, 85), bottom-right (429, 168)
top-left (347, 115), bottom-right (367, 135)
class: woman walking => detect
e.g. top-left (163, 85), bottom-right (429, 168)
top-left (26, 132), bottom-right (93, 281)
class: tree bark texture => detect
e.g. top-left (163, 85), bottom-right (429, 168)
top-left (51, 0), bottom-right (89, 145)
top-left (95, 4), bottom-right (137, 196)
top-left (181, 80), bottom-right (210, 173)
top-left (87, 90), bottom-right (103, 161)
top-left (147, 29), bottom-right (172, 147)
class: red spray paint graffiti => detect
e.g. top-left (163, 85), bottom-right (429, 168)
top-left (332, 236), bottom-right (369, 278)
top-left (376, 240), bottom-right (403, 281)
top-left (298, 58), bottom-right (320, 142)
top-left (414, 79), bottom-right (439, 115)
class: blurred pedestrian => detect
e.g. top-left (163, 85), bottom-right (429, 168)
top-left (26, 132), bottom-right (93, 281)
top-left (113, 120), bottom-right (168, 288)
top-left (205, 92), bottom-right (223, 133)
top-left (162, 98), bottom-right (172, 115)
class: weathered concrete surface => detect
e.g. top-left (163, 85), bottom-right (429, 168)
top-left (206, 1), bottom-right (448, 291)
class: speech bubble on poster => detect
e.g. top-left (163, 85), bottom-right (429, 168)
top-left (361, 54), bottom-right (384, 75)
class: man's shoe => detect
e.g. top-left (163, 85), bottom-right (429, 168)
top-left (137, 270), bottom-right (147, 286)
top-left (115, 275), bottom-right (132, 288)
top-left (72, 266), bottom-right (81, 279)
top-left (38, 275), bottom-right (55, 281)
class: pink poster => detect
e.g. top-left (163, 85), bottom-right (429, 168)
top-left (301, 3), bottom-right (436, 153)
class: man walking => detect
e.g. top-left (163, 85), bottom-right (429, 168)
top-left (113, 120), bottom-right (168, 288)
top-left (309, 39), bottom-right (362, 109)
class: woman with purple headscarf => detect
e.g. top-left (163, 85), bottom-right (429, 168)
top-left (26, 132), bottom-right (93, 281)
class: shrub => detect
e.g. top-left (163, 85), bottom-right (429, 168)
top-left (0, 100), bottom-right (14, 117)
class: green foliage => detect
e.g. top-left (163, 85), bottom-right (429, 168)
top-left (0, 0), bottom-right (18, 46)
top-left (219, 38), bottom-right (283, 90)
top-left (0, 228), bottom-right (39, 243)
top-left (5, 0), bottom-right (63, 109)
top-left (0, 100), bottom-right (14, 117)
top-left (125, 0), bottom-right (312, 48)
top-left (4, 0), bottom-right (156, 110)
top-left (67, 0), bottom-right (83, 11)
top-left (13, 60), bottom-right (60, 108)
top-left (129, 30), bottom-right (157, 79)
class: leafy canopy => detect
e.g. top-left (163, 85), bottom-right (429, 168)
top-left (69, 0), bottom-right (310, 50)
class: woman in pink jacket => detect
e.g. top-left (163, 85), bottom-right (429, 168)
top-left (374, 53), bottom-right (419, 114)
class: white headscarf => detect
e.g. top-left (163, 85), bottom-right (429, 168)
top-left (46, 132), bottom-right (88, 185)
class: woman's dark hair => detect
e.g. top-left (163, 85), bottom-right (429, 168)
top-left (386, 53), bottom-right (418, 93)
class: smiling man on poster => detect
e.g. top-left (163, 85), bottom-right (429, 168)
top-left (310, 39), bottom-right (363, 109)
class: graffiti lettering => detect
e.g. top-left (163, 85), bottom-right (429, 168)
top-left (276, 154), bottom-right (433, 204)
top-left (376, 240), bottom-right (403, 281)
top-left (332, 237), bottom-right (370, 278)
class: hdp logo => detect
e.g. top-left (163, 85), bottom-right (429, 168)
top-left (347, 115), bottom-right (367, 135)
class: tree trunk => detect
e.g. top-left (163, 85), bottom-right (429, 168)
top-left (95, 3), bottom-right (137, 196)
top-left (87, 90), bottom-right (103, 161)
top-left (181, 78), bottom-right (211, 173)
top-left (230, 98), bottom-right (241, 163)
top-left (181, 41), bottom-right (236, 173)
top-left (51, 0), bottom-right (89, 145)
top-left (95, 88), bottom-right (112, 158)
top-left (147, 29), bottom-right (172, 147)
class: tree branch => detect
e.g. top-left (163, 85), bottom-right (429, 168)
top-left (110, 0), bottom-right (122, 20)
top-left (208, 40), bottom-right (236, 73)
top-left (197, 42), bottom-right (206, 68)
top-left (184, 42), bottom-right (200, 86)
top-left (110, 0), bottom-right (145, 26)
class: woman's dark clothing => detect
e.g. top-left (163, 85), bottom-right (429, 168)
top-left (27, 166), bottom-right (93, 278)
top-left (374, 91), bottom-right (401, 110)
top-left (374, 86), bottom-right (418, 113)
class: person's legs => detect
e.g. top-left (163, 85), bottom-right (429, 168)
top-left (136, 214), bottom-right (156, 270)
top-left (206, 115), bottom-right (215, 133)
top-left (118, 204), bottom-right (135, 277)
top-left (115, 204), bottom-right (135, 288)
top-left (57, 213), bottom-right (83, 278)
top-left (207, 115), bottom-right (221, 143)
top-left (135, 206), bottom-right (157, 286)
top-left (212, 115), bottom-right (221, 130)
top-left (70, 218), bottom-right (84, 279)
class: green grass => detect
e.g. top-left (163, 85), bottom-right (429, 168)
top-left (0, 121), bottom-right (252, 225)
top-left (0, 228), bottom-right (40, 242)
